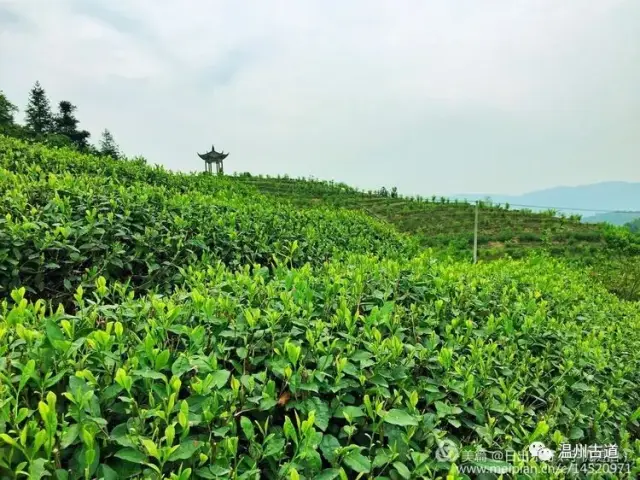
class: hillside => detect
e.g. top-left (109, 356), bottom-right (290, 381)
top-left (231, 174), bottom-right (640, 261)
top-left (0, 136), bottom-right (639, 479)
top-left (0, 136), bottom-right (411, 304)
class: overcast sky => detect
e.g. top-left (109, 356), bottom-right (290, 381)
top-left (1, 0), bottom-right (638, 195)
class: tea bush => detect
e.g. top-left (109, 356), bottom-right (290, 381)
top-left (230, 171), bottom-right (640, 268)
top-left (0, 254), bottom-right (639, 478)
top-left (0, 165), bottom-right (411, 305)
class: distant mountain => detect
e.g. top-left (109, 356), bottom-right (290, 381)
top-left (583, 211), bottom-right (640, 226)
top-left (455, 181), bottom-right (640, 222)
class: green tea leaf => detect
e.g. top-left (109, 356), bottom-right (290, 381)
top-left (283, 416), bottom-right (298, 446)
top-left (211, 370), bottom-right (231, 389)
top-left (263, 436), bottom-right (286, 457)
top-left (168, 440), bottom-right (201, 461)
top-left (307, 398), bottom-right (330, 431)
top-left (315, 469), bottom-right (340, 480)
top-left (61, 424), bottom-right (80, 449)
top-left (569, 427), bottom-right (584, 440)
top-left (343, 450), bottom-right (371, 473)
top-left (28, 458), bottom-right (49, 479)
top-left (98, 464), bottom-right (118, 480)
top-left (171, 357), bottom-right (192, 377)
top-left (46, 319), bottom-right (66, 343)
top-left (240, 417), bottom-right (255, 442)
top-left (384, 409), bottom-right (418, 426)
top-left (55, 469), bottom-right (69, 480)
top-left (19, 360), bottom-right (36, 391)
top-left (114, 448), bottom-right (147, 463)
top-left (336, 405), bottom-right (365, 420)
top-left (393, 461), bottom-right (412, 479)
top-left (319, 434), bottom-right (341, 463)
top-left (570, 382), bottom-right (590, 392)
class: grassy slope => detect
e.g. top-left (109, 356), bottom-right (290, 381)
top-left (232, 174), bottom-right (640, 260)
top-left (0, 137), bottom-right (413, 306)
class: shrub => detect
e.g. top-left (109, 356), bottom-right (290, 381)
top-left (0, 254), bottom-right (639, 478)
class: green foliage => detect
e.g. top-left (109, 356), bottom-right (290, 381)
top-left (3, 82), bottom-right (117, 157)
top-left (626, 218), bottom-right (640, 234)
top-left (24, 81), bottom-right (54, 136)
top-left (229, 175), bottom-right (633, 261)
top-left (1, 133), bottom-right (640, 478)
top-left (0, 136), bottom-right (411, 305)
top-left (99, 129), bottom-right (121, 159)
top-left (53, 100), bottom-right (91, 151)
top-left (230, 174), bottom-right (640, 301)
top-left (585, 254), bottom-right (640, 302)
top-left (0, 90), bottom-right (18, 127)
top-left (0, 91), bottom-right (27, 140)
top-left (0, 254), bottom-right (639, 478)
top-left (42, 133), bottom-right (76, 149)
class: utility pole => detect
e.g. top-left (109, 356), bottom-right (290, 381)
top-left (473, 201), bottom-right (479, 264)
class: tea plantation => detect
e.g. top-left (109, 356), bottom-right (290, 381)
top-left (1, 135), bottom-right (639, 479)
top-left (231, 174), bottom-right (640, 261)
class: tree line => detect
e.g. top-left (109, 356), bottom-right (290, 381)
top-left (0, 81), bottom-right (121, 158)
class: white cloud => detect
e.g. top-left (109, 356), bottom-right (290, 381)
top-left (0, 0), bottom-right (638, 195)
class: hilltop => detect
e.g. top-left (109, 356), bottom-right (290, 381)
top-left (0, 135), bottom-right (639, 479)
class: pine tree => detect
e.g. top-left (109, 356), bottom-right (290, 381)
top-left (54, 100), bottom-right (91, 151)
top-left (99, 129), bottom-right (121, 159)
top-left (25, 81), bottom-right (54, 136)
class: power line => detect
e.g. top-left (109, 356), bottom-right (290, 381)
top-left (498, 203), bottom-right (638, 214)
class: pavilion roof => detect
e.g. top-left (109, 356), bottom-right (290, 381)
top-left (198, 145), bottom-right (229, 162)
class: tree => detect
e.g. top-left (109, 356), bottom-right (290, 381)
top-left (54, 100), bottom-right (91, 151)
top-left (0, 90), bottom-right (18, 126)
top-left (0, 91), bottom-right (28, 139)
top-left (54, 100), bottom-right (79, 137)
top-left (99, 129), bottom-right (121, 159)
top-left (25, 81), bottom-right (54, 136)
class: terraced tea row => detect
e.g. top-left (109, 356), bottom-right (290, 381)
top-left (232, 175), bottom-right (638, 259)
